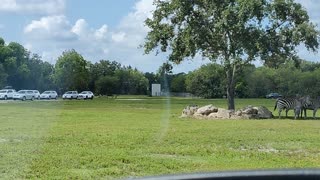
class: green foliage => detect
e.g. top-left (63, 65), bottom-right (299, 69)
top-left (89, 60), bottom-right (121, 78)
top-left (243, 62), bottom-right (320, 98)
top-left (186, 63), bottom-right (225, 98)
top-left (246, 67), bottom-right (277, 98)
top-left (0, 37), bottom-right (4, 46)
top-left (234, 65), bottom-right (255, 98)
top-left (0, 64), bottom-right (8, 87)
top-left (95, 75), bottom-right (119, 95)
top-left (144, 0), bottom-right (319, 109)
top-left (2, 35), bottom-right (320, 98)
top-left (0, 37), bottom-right (150, 95)
top-left (184, 61), bottom-right (320, 98)
top-left (155, 62), bottom-right (173, 92)
top-left (144, 72), bottom-right (158, 95)
top-left (87, 60), bottom-right (149, 95)
top-left (26, 54), bottom-right (55, 91)
top-left (54, 49), bottom-right (89, 93)
top-left (300, 60), bottom-right (320, 72)
top-left (116, 67), bottom-right (149, 95)
top-left (0, 39), bottom-right (33, 89)
top-left (170, 73), bottom-right (186, 92)
top-left (88, 60), bottom-right (122, 92)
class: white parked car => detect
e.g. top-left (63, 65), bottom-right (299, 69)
top-left (33, 90), bottom-right (41, 100)
top-left (62, 91), bottom-right (78, 99)
top-left (40, 91), bottom-right (58, 99)
top-left (13, 90), bottom-right (36, 101)
top-left (0, 89), bottom-right (16, 100)
top-left (78, 91), bottom-right (94, 100)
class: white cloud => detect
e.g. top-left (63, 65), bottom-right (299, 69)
top-left (71, 19), bottom-right (88, 37)
top-left (94, 25), bottom-right (108, 40)
top-left (0, 0), bottom-right (65, 15)
top-left (22, 0), bottom-right (165, 72)
top-left (111, 32), bottom-right (125, 43)
top-left (0, 0), bottom-right (18, 11)
top-left (24, 15), bottom-right (76, 41)
top-left (116, 0), bottom-right (154, 47)
top-left (23, 15), bottom-right (110, 63)
top-left (70, 19), bottom-right (109, 41)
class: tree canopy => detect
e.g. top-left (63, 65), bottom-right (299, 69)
top-left (54, 49), bottom-right (90, 93)
top-left (144, 0), bottom-right (319, 109)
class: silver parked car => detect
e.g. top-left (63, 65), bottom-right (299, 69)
top-left (33, 90), bottom-right (41, 100)
top-left (62, 91), bottom-right (78, 99)
top-left (78, 91), bottom-right (94, 100)
top-left (40, 91), bottom-right (58, 99)
top-left (0, 89), bottom-right (16, 100)
top-left (13, 90), bottom-right (36, 101)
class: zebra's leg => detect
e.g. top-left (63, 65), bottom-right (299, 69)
top-left (285, 109), bottom-right (289, 118)
top-left (313, 109), bottom-right (317, 119)
top-left (278, 109), bottom-right (282, 119)
top-left (295, 108), bottom-right (301, 120)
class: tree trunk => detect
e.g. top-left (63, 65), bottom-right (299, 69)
top-left (226, 64), bottom-right (237, 110)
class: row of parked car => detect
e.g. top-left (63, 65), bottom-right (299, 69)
top-left (62, 91), bottom-right (94, 100)
top-left (0, 88), bottom-right (94, 101)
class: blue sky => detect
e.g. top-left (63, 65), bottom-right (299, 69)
top-left (65, 1), bottom-right (137, 28)
top-left (0, 0), bottom-right (319, 73)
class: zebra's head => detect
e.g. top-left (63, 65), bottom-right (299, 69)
top-left (302, 95), bottom-right (312, 106)
top-left (306, 95), bottom-right (311, 103)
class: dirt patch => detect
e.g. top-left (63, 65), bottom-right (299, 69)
top-left (257, 147), bottom-right (279, 153)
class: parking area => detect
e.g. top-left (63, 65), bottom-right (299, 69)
top-left (0, 99), bottom-right (63, 103)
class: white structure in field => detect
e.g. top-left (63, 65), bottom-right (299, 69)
top-left (151, 84), bottom-right (161, 96)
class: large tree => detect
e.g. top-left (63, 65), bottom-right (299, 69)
top-left (144, 0), bottom-right (319, 110)
top-left (27, 54), bottom-right (55, 91)
top-left (0, 41), bottom-right (31, 89)
top-left (88, 60), bottom-right (121, 92)
top-left (54, 49), bottom-right (89, 93)
top-left (186, 63), bottom-right (225, 98)
top-left (171, 73), bottom-right (186, 93)
top-left (115, 67), bottom-right (149, 95)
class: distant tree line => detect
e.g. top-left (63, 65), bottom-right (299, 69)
top-left (0, 37), bottom-right (148, 95)
top-left (149, 61), bottom-right (320, 99)
top-left (175, 61), bottom-right (320, 98)
top-left (1, 37), bottom-right (320, 98)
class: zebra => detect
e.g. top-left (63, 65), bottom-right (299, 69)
top-left (301, 97), bottom-right (320, 119)
top-left (274, 96), bottom-right (310, 119)
top-left (293, 98), bottom-right (305, 120)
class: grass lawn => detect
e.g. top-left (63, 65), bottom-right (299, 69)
top-left (0, 97), bottom-right (320, 179)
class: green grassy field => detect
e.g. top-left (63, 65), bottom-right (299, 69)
top-left (0, 97), bottom-right (320, 179)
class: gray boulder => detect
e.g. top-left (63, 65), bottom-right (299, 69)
top-left (180, 105), bottom-right (198, 118)
top-left (241, 105), bottom-right (258, 115)
top-left (239, 106), bottom-right (259, 119)
top-left (196, 104), bottom-right (218, 115)
top-left (254, 106), bottom-right (274, 119)
top-left (180, 104), bottom-right (273, 120)
top-left (208, 108), bottom-right (233, 119)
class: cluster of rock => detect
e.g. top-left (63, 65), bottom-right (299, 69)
top-left (180, 104), bottom-right (273, 119)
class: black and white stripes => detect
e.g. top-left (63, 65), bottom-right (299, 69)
top-left (274, 96), bottom-right (310, 119)
top-left (301, 97), bottom-right (320, 119)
